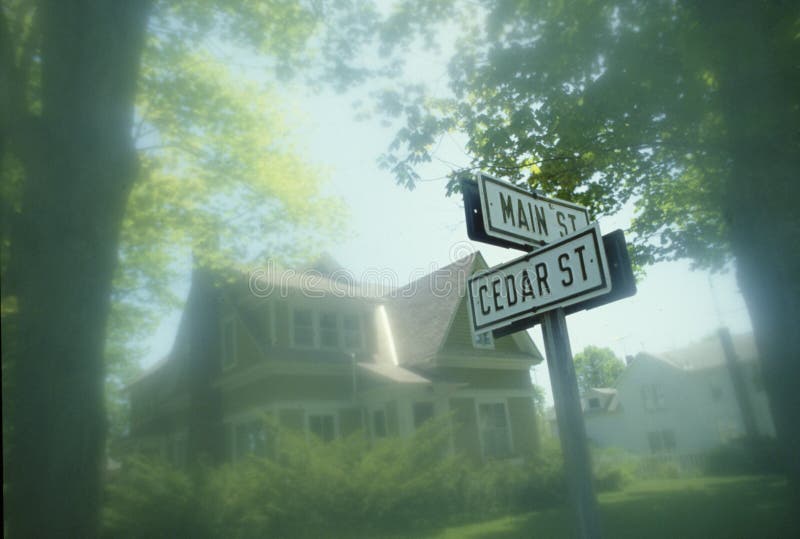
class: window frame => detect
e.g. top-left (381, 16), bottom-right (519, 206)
top-left (412, 401), bottom-right (436, 429)
top-left (290, 306), bottom-right (316, 349)
top-left (306, 411), bottom-right (339, 442)
top-left (289, 305), bottom-right (365, 351)
top-left (372, 408), bottom-right (388, 439)
top-left (476, 400), bottom-right (513, 460)
top-left (473, 330), bottom-right (495, 350)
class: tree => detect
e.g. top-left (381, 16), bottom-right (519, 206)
top-left (375, 0), bottom-right (800, 493)
top-left (0, 1), bottom-right (371, 536)
top-left (572, 346), bottom-right (624, 395)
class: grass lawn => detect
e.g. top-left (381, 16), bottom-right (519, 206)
top-left (425, 475), bottom-right (798, 538)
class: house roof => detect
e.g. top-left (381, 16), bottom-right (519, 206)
top-left (131, 250), bottom-right (540, 388)
top-left (655, 333), bottom-right (757, 371)
top-left (240, 261), bottom-right (390, 300)
top-left (382, 252), bottom-right (479, 366)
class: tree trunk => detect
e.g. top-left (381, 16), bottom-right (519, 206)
top-left (698, 0), bottom-right (800, 497)
top-left (4, 2), bottom-right (150, 537)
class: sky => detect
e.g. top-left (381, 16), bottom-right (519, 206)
top-left (140, 25), bottom-right (753, 406)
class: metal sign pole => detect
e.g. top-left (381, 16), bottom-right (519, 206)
top-left (542, 308), bottom-right (602, 539)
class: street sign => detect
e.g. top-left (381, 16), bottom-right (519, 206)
top-left (468, 223), bottom-right (610, 334)
top-left (459, 171), bottom-right (630, 539)
top-left (477, 173), bottom-right (590, 248)
top-left (492, 228), bottom-right (637, 338)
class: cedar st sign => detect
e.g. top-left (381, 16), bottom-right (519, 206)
top-left (468, 223), bottom-right (611, 334)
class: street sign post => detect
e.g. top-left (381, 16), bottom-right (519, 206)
top-left (477, 172), bottom-right (590, 248)
top-left (468, 223), bottom-right (611, 335)
top-left (460, 172), bottom-right (638, 539)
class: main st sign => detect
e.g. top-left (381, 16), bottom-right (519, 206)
top-left (469, 223), bottom-right (611, 334)
top-left (479, 172), bottom-right (589, 247)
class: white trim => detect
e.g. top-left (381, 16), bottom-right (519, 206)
top-left (474, 398), bottom-right (515, 459)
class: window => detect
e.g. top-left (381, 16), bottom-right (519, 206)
top-left (221, 317), bottom-right (237, 370)
top-left (234, 419), bottom-right (268, 460)
top-left (290, 308), bottom-right (364, 350)
top-left (292, 308), bottom-right (314, 347)
top-left (372, 409), bottom-right (387, 438)
top-left (319, 312), bottom-right (339, 348)
top-left (473, 331), bottom-right (494, 349)
top-left (413, 402), bottom-right (435, 428)
top-left (478, 402), bottom-right (512, 459)
top-left (641, 384), bottom-right (665, 411)
top-left (309, 413), bottom-right (336, 442)
top-left (647, 429), bottom-right (676, 454)
top-left (342, 313), bottom-right (362, 350)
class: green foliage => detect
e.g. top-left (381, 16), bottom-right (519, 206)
top-left (573, 346), bottom-right (625, 394)
top-left (591, 447), bottom-right (636, 492)
top-left (371, 0), bottom-right (799, 273)
top-left (102, 456), bottom-right (214, 539)
top-left (104, 419), bottom-right (574, 538)
top-left (460, 437), bottom-right (566, 518)
top-left (430, 476), bottom-right (798, 539)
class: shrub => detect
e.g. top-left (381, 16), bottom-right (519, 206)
top-left (590, 446), bottom-right (635, 491)
top-left (102, 456), bottom-right (213, 539)
top-left (105, 423), bottom-right (576, 537)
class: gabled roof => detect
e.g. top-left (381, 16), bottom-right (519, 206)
top-left (133, 250), bottom-right (541, 387)
top-left (382, 252), bottom-right (479, 366)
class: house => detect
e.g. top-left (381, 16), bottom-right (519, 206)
top-left (128, 252), bottom-right (544, 466)
top-left (580, 333), bottom-right (775, 465)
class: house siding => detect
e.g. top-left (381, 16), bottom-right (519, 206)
top-left (222, 374), bottom-right (354, 417)
top-left (450, 397), bottom-right (481, 462)
top-left (279, 408), bottom-right (305, 431)
top-left (434, 368), bottom-right (532, 390)
top-left (235, 315), bottom-right (262, 367)
top-left (444, 300), bottom-right (520, 353)
top-left (508, 396), bottom-right (539, 456)
top-left (339, 408), bottom-right (363, 436)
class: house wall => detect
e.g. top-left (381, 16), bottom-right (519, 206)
top-left (584, 355), bottom-right (776, 457)
top-left (222, 373), bottom-right (355, 417)
top-left (450, 397), bottom-right (482, 462)
top-left (508, 396), bottom-right (540, 455)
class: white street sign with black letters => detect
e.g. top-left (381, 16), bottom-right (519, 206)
top-left (478, 172), bottom-right (590, 248)
top-left (468, 222), bottom-right (611, 334)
